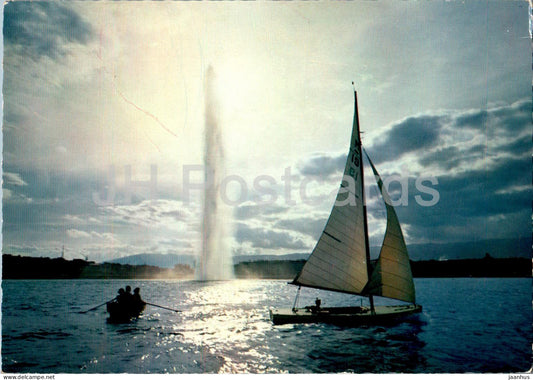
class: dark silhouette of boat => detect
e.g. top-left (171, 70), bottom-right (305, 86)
top-left (106, 300), bottom-right (146, 322)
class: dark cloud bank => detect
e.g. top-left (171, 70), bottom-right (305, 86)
top-left (238, 99), bottom-right (532, 256)
top-left (4, 2), bottom-right (93, 60)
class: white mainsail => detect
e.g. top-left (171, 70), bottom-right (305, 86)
top-left (292, 90), bottom-right (416, 304)
top-left (292, 92), bottom-right (369, 294)
top-left (363, 153), bottom-right (416, 303)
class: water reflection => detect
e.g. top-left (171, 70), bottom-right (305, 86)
top-left (170, 280), bottom-right (280, 373)
top-left (2, 279), bottom-right (530, 373)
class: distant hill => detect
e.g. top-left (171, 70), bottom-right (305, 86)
top-left (105, 237), bottom-right (530, 269)
top-left (106, 253), bottom-right (196, 268)
top-left (233, 253), bottom-right (309, 263)
top-left (106, 252), bottom-right (310, 268)
top-left (404, 237), bottom-right (531, 261)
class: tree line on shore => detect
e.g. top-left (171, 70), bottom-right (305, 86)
top-left (2, 253), bottom-right (530, 280)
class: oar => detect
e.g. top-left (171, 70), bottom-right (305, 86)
top-left (80, 297), bottom-right (116, 314)
top-left (145, 302), bottom-right (181, 313)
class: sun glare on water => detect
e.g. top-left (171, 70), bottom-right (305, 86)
top-left (171, 280), bottom-right (279, 373)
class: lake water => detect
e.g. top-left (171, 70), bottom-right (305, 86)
top-left (1, 278), bottom-right (531, 373)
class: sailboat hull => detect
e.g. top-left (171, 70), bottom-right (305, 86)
top-left (270, 304), bottom-right (422, 325)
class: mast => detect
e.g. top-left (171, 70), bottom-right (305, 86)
top-left (291, 85), bottom-right (370, 295)
top-left (352, 84), bottom-right (375, 314)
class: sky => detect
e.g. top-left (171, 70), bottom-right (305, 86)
top-left (2, 1), bottom-right (531, 262)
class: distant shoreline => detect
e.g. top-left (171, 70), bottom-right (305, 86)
top-left (234, 257), bottom-right (531, 279)
top-left (2, 254), bottom-right (531, 280)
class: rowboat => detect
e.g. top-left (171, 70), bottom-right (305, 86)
top-left (106, 300), bottom-right (146, 322)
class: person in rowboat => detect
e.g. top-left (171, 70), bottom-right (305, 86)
top-left (121, 286), bottom-right (133, 306)
top-left (116, 288), bottom-right (126, 303)
top-left (133, 288), bottom-right (145, 304)
top-left (132, 287), bottom-right (146, 314)
top-left (133, 288), bottom-right (143, 303)
top-left (125, 285), bottom-right (133, 298)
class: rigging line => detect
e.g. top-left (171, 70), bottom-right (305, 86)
top-left (292, 286), bottom-right (301, 311)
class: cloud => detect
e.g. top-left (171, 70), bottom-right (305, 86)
top-left (107, 199), bottom-right (194, 230)
top-left (367, 98), bottom-right (530, 172)
top-left (500, 135), bottom-right (530, 157)
top-left (385, 154), bottom-right (531, 245)
top-left (3, 172), bottom-right (28, 187)
top-left (297, 152), bottom-right (346, 178)
top-left (0, 161), bottom-right (207, 261)
top-left (455, 99), bottom-right (531, 133)
top-left (156, 238), bottom-right (193, 249)
top-left (418, 144), bottom-right (487, 171)
top-left (4, 2), bottom-right (93, 60)
top-left (235, 202), bottom-right (289, 220)
top-left (369, 115), bottom-right (446, 165)
top-left (235, 222), bottom-right (310, 250)
top-left (63, 214), bottom-right (101, 225)
top-left (3, 244), bottom-right (40, 256)
top-left (361, 98), bottom-right (531, 247)
top-left (272, 217), bottom-right (327, 240)
top-left (3, 189), bottom-right (13, 200)
top-left (1, 166), bottom-right (98, 206)
top-left (66, 229), bottom-right (91, 239)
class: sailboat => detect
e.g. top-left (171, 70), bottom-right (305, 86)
top-left (270, 86), bottom-right (422, 325)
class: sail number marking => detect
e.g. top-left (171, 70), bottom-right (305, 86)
top-left (324, 231), bottom-right (341, 243)
top-left (351, 151), bottom-right (360, 167)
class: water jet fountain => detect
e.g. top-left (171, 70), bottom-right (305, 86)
top-left (196, 66), bottom-right (234, 281)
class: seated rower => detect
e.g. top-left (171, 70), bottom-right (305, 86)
top-left (132, 287), bottom-right (146, 312)
top-left (124, 286), bottom-right (133, 304)
top-left (116, 288), bottom-right (126, 304)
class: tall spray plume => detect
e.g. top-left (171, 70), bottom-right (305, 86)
top-left (196, 66), bottom-right (234, 281)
